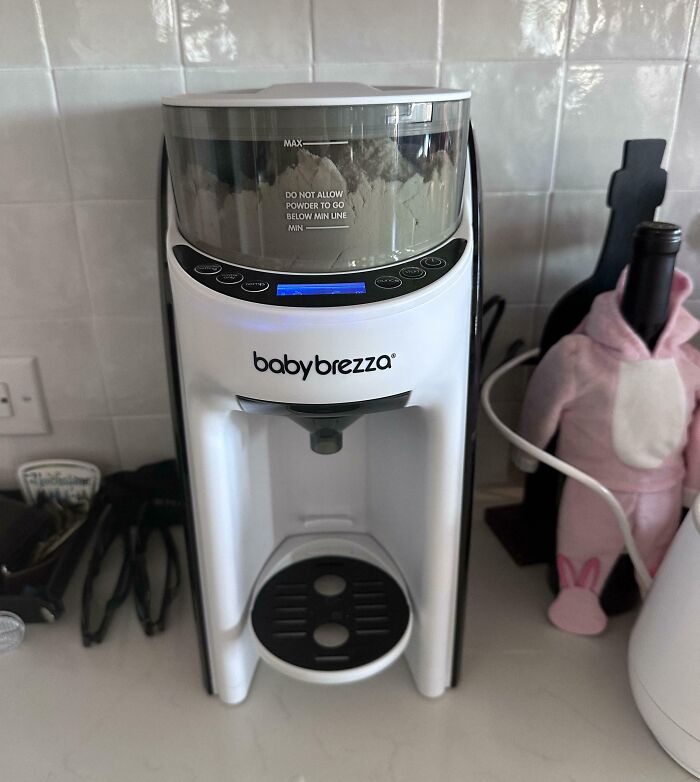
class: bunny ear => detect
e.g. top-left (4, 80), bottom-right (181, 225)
top-left (577, 558), bottom-right (601, 591)
top-left (556, 555), bottom-right (577, 588)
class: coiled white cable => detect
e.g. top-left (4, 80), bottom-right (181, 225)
top-left (480, 348), bottom-right (652, 590)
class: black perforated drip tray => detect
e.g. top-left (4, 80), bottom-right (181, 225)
top-left (251, 556), bottom-right (410, 671)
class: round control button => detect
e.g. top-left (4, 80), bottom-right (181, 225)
top-left (400, 266), bottom-right (426, 280)
top-left (421, 256), bottom-right (446, 269)
top-left (216, 272), bottom-right (244, 285)
top-left (241, 280), bottom-right (269, 294)
top-left (375, 276), bottom-right (402, 290)
top-left (194, 263), bottom-right (222, 275)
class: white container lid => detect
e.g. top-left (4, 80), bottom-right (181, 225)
top-left (162, 82), bottom-right (471, 108)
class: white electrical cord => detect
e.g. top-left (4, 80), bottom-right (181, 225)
top-left (480, 348), bottom-right (652, 590)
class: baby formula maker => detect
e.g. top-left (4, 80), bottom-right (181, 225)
top-left (158, 83), bottom-right (481, 704)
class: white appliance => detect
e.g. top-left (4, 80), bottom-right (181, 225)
top-left (158, 83), bottom-right (481, 704)
top-left (629, 499), bottom-right (700, 778)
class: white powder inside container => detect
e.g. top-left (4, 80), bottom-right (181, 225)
top-left (177, 138), bottom-right (459, 272)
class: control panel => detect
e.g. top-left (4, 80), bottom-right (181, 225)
top-left (173, 238), bottom-right (467, 307)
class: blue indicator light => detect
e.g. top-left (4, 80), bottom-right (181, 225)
top-left (277, 282), bottom-right (366, 296)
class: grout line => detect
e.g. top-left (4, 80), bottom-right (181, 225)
top-left (483, 189), bottom-right (556, 198)
top-left (0, 315), bottom-right (178, 325)
top-left (37, 415), bottom-right (119, 423)
top-left (48, 66), bottom-right (102, 324)
top-left (533, 118), bottom-right (563, 305)
top-left (86, 315), bottom-right (118, 425)
top-left (417, 56), bottom-right (691, 67)
top-left (72, 196), bottom-right (155, 206)
top-left (0, 64), bottom-right (184, 73)
top-left (0, 65), bottom-right (52, 71)
top-left (533, 189), bottom-right (556, 307)
top-left (435, 0), bottom-right (443, 87)
top-left (533, 0), bottom-right (577, 307)
top-left (31, 0), bottom-right (50, 67)
top-left (663, 60), bottom-right (690, 190)
top-left (92, 323), bottom-right (122, 421)
top-left (685, 0), bottom-right (700, 60)
top-left (112, 413), bottom-right (173, 422)
top-left (171, 0), bottom-right (187, 69)
top-left (530, 190), bottom-right (553, 308)
top-left (90, 315), bottom-right (121, 434)
top-left (308, 0), bottom-right (317, 80)
top-left (0, 315), bottom-right (93, 325)
top-left (650, 187), bottom-right (700, 195)
top-left (181, 64), bottom-right (317, 73)
top-left (550, 0), bottom-right (578, 192)
top-left (1, 57), bottom-right (692, 75)
top-left (0, 196), bottom-right (71, 206)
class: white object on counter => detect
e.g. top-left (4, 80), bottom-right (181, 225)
top-left (629, 495), bottom-right (700, 779)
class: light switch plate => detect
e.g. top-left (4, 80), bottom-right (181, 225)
top-left (0, 357), bottom-right (50, 435)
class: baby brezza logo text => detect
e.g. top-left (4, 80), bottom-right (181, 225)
top-left (253, 351), bottom-right (395, 381)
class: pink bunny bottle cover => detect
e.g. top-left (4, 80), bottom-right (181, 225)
top-left (516, 224), bottom-right (700, 634)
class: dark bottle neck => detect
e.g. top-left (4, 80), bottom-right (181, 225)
top-left (620, 222), bottom-right (682, 351)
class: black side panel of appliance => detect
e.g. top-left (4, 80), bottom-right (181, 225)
top-left (451, 122), bottom-right (482, 687)
top-left (157, 140), bottom-right (214, 694)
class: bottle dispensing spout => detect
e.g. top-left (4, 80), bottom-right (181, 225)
top-left (301, 414), bottom-right (360, 455)
top-left (310, 428), bottom-right (343, 455)
top-left (236, 392), bottom-right (412, 455)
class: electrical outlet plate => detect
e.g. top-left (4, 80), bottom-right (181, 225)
top-left (0, 357), bottom-right (50, 435)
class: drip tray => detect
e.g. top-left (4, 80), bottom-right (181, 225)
top-left (251, 556), bottom-right (411, 682)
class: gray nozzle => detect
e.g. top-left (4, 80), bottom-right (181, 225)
top-left (310, 428), bottom-right (343, 455)
top-left (236, 391), bottom-right (411, 456)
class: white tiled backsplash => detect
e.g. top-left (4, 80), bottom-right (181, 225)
top-left (1, 0), bottom-right (699, 486)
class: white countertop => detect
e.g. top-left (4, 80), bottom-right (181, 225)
top-left (3, 488), bottom-right (692, 782)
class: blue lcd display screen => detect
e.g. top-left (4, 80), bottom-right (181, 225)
top-left (277, 282), bottom-right (366, 296)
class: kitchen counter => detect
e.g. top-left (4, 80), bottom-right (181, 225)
top-left (3, 488), bottom-right (692, 782)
